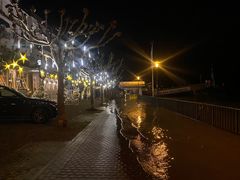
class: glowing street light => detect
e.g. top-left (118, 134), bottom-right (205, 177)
top-left (154, 61), bottom-right (161, 68)
top-left (151, 42), bottom-right (154, 97)
top-left (151, 42), bottom-right (161, 97)
top-left (136, 76), bottom-right (141, 96)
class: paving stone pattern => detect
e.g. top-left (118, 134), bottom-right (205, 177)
top-left (34, 107), bottom-right (151, 180)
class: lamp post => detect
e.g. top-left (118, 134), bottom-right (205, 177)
top-left (151, 41), bottom-right (160, 97)
top-left (151, 42), bottom-right (154, 97)
top-left (137, 76), bottom-right (140, 95)
top-left (154, 61), bottom-right (160, 96)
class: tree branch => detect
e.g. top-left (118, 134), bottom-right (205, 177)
top-left (87, 32), bottom-right (121, 51)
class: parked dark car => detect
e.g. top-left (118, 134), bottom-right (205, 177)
top-left (0, 85), bottom-right (57, 123)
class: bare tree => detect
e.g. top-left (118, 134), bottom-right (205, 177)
top-left (89, 52), bottom-right (123, 105)
top-left (4, 0), bottom-right (121, 126)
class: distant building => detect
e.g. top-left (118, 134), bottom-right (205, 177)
top-left (119, 81), bottom-right (145, 96)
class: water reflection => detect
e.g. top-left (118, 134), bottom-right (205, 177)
top-left (117, 99), bottom-right (173, 179)
top-left (128, 102), bottom-right (145, 129)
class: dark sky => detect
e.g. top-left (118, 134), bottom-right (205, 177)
top-left (20, 0), bottom-right (240, 90)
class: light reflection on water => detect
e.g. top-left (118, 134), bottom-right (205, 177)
top-left (118, 100), bottom-right (173, 179)
top-left (128, 103), bottom-right (145, 129)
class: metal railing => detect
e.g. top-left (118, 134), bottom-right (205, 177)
top-left (141, 96), bottom-right (240, 134)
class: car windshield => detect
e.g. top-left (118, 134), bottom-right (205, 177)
top-left (9, 88), bottom-right (27, 98)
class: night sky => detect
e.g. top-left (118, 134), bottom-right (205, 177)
top-left (20, 0), bottom-right (240, 92)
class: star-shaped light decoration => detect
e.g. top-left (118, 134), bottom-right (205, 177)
top-left (54, 74), bottom-right (58, 79)
top-left (11, 60), bottom-right (19, 68)
top-left (18, 67), bottom-right (23, 74)
top-left (50, 74), bottom-right (54, 79)
top-left (19, 53), bottom-right (28, 64)
top-left (4, 63), bottom-right (11, 70)
top-left (66, 74), bottom-right (72, 81)
top-left (40, 70), bottom-right (46, 78)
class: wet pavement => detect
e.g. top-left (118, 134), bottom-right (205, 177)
top-left (33, 102), bottom-right (151, 180)
top-left (3, 98), bottom-right (240, 179)
top-left (116, 98), bottom-right (240, 180)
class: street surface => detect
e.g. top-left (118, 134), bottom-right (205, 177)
top-left (2, 98), bottom-right (240, 179)
top-left (117, 98), bottom-right (240, 179)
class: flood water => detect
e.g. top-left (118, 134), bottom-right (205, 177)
top-left (116, 97), bottom-right (240, 180)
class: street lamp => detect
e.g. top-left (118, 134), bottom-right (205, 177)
top-left (151, 42), bottom-right (155, 97)
top-left (136, 76), bottom-right (141, 96)
top-left (154, 61), bottom-right (161, 93)
top-left (155, 61), bottom-right (160, 68)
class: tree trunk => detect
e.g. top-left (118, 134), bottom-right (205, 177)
top-left (57, 59), bottom-right (67, 127)
top-left (90, 75), bottom-right (95, 109)
top-left (101, 85), bottom-right (104, 105)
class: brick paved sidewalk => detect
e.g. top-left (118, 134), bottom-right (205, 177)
top-left (33, 105), bottom-right (151, 180)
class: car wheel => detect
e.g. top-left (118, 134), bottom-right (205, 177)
top-left (32, 108), bottom-right (48, 123)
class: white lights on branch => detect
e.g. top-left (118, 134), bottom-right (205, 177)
top-left (37, 60), bottom-right (42, 66)
top-left (45, 63), bottom-right (48, 70)
top-left (81, 59), bottom-right (84, 66)
top-left (71, 40), bottom-right (75, 45)
top-left (17, 39), bottom-right (21, 49)
top-left (64, 43), bottom-right (67, 48)
top-left (72, 61), bottom-right (75, 68)
top-left (88, 52), bottom-right (91, 58)
top-left (83, 46), bottom-right (87, 52)
top-left (30, 44), bottom-right (33, 49)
